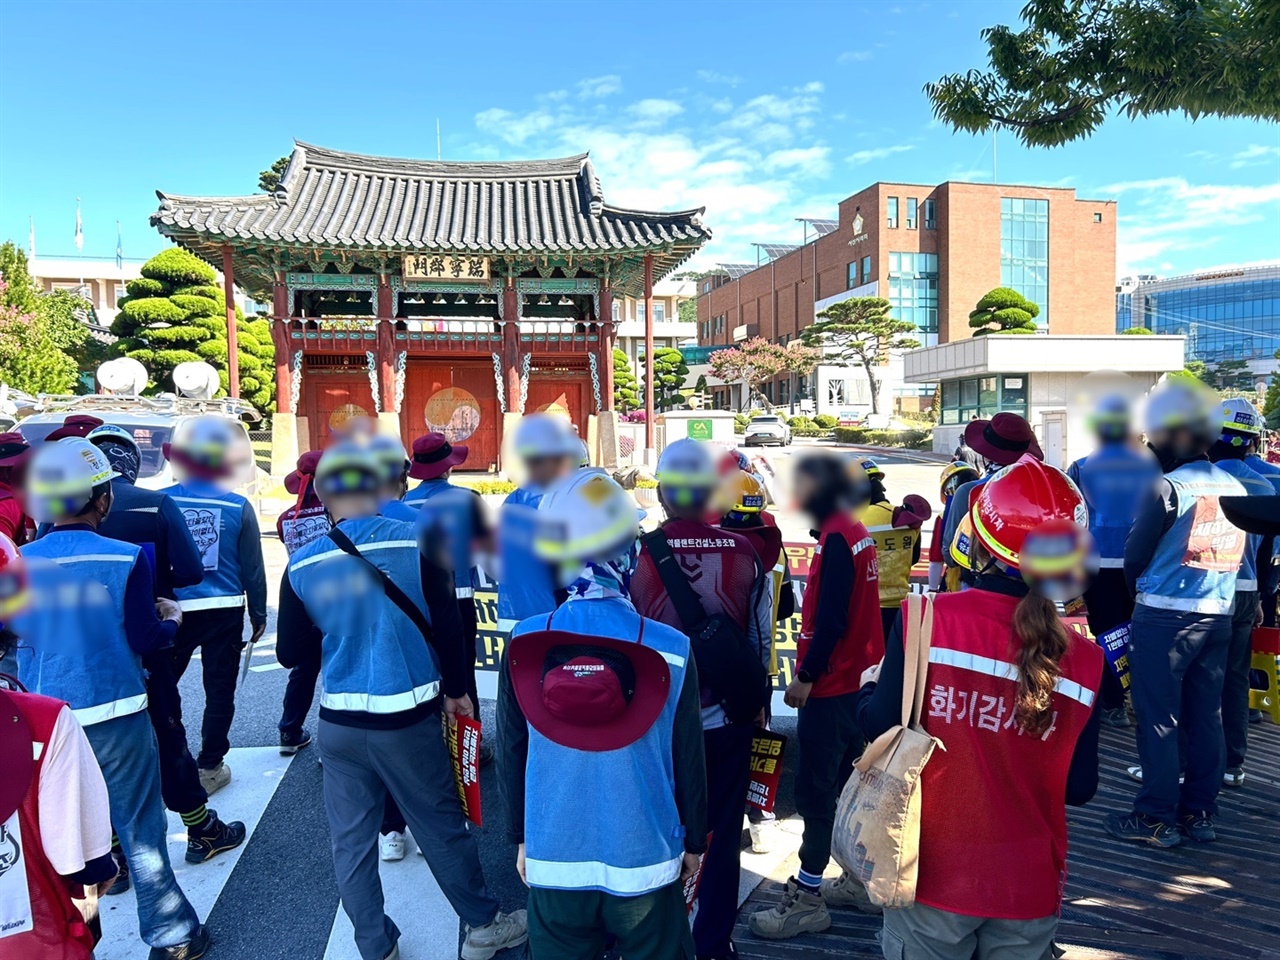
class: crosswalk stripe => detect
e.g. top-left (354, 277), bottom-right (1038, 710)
top-left (323, 832), bottom-right (460, 959)
top-left (95, 746), bottom-right (293, 959)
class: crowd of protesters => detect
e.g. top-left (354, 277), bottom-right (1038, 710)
top-left (1, 373), bottom-right (1277, 960)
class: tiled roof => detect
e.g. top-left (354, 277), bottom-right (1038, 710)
top-left (152, 142), bottom-right (710, 257)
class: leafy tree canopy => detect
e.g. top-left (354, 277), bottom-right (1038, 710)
top-left (925, 0), bottom-right (1280, 147)
top-left (1262, 355), bottom-right (1280, 430)
top-left (1121, 325), bottom-right (1154, 334)
top-left (652, 347), bottom-right (690, 411)
top-left (0, 241), bottom-right (93, 394)
top-left (969, 287), bottom-right (1040, 335)
top-left (678, 298), bottom-right (698, 323)
top-left (802, 296), bottom-right (920, 415)
top-left (112, 247), bottom-right (275, 411)
top-left (258, 156), bottom-right (290, 193)
top-left (613, 348), bottom-right (639, 412)
top-left (708, 337), bottom-right (819, 411)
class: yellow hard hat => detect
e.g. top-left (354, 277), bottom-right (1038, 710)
top-left (949, 515), bottom-right (975, 571)
top-left (726, 469), bottom-right (767, 514)
top-left (939, 461), bottom-right (980, 503)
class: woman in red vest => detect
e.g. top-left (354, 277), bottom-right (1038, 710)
top-left (856, 456), bottom-right (1104, 959)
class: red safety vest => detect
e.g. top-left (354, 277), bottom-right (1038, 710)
top-left (797, 513), bottom-right (883, 697)
top-left (914, 589), bottom-right (1103, 920)
top-left (0, 692), bottom-right (94, 960)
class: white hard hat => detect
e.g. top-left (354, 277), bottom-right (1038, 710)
top-left (1144, 381), bottom-right (1217, 440)
top-left (367, 434), bottom-right (409, 480)
top-left (168, 415), bottom-right (240, 473)
top-left (576, 437), bottom-right (591, 469)
top-left (1220, 397), bottom-right (1263, 444)
top-left (87, 424), bottom-right (143, 483)
top-left (27, 439), bottom-right (118, 522)
top-left (656, 437), bottom-right (718, 489)
top-left (86, 424), bottom-right (140, 459)
top-left (513, 413), bottom-right (579, 460)
top-left (535, 470), bottom-right (641, 564)
top-left (314, 440), bottom-right (381, 502)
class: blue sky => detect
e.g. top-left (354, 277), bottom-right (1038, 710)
top-left (2, 0), bottom-right (1277, 280)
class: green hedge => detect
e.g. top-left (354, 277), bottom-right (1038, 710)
top-left (812, 413), bottom-right (837, 429)
top-left (832, 426), bottom-right (932, 449)
top-left (455, 479), bottom-right (517, 496)
top-left (126, 277), bottom-right (166, 298)
top-left (142, 248), bottom-right (216, 286)
top-left (121, 297), bottom-right (186, 325)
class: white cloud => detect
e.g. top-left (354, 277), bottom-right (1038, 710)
top-left (837, 50), bottom-right (873, 63)
top-left (577, 75), bottom-right (622, 99)
top-left (1102, 177), bottom-right (1280, 275)
top-left (1230, 144), bottom-right (1280, 169)
top-left (848, 144), bottom-right (914, 165)
top-left (764, 146), bottom-right (831, 177)
top-left (696, 69), bottom-right (741, 87)
top-left (474, 108), bottom-right (558, 145)
top-left (628, 99), bottom-right (684, 124)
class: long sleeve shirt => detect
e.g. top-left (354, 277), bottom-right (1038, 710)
top-left (238, 505), bottom-right (268, 627)
top-left (853, 575), bottom-right (1102, 806)
top-left (496, 619), bottom-right (709, 854)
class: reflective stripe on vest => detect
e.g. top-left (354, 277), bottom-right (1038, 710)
top-left (320, 680), bottom-right (441, 714)
top-left (524, 855), bottom-right (681, 895)
top-left (71, 692), bottom-right (149, 726)
top-left (290, 540), bottom-right (419, 571)
top-left (928, 648), bottom-right (1096, 708)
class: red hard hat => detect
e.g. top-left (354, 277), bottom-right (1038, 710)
top-left (0, 532), bottom-right (28, 620)
top-left (969, 455), bottom-right (1087, 571)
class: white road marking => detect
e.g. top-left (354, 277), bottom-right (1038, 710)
top-left (95, 746), bottom-right (293, 958)
top-left (323, 831), bottom-right (459, 960)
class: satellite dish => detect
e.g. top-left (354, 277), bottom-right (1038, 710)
top-left (173, 361), bottom-right (221, 400)
top-left (97, 358), bottom-right (149, 395)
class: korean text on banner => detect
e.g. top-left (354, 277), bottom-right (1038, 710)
top-left (1096, 621), bottom-right (1132, 690)
top-left (682, 831), bottom-right (712, 915)
top-left (447, 715), bottom-right (483, 827)
top-left (747, 731), bottom-right (786, 814)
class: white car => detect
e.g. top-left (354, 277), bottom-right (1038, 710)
top-left (17, 395), bottom-right (258, 490)
top-left (743, 415), bottom-right (792, 447)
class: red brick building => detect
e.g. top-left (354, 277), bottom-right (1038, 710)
top-left (696, 180), bottom-right (1116, 410)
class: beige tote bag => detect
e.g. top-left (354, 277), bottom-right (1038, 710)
top-left (831, 592), bottom-right (944, 909)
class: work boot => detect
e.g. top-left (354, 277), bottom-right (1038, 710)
top-left (819, 871), bottom-right (882, 914)
top-left (186, 811), bottom-right (247, 864)
top-left (748, 878), bottom-right (832, 940)
top-left (198, 763), bottom-right (231, 795)
top-left (104, 848), bottom-right (129, 895)
top-left (148, 925), bottom-right (210, 960)
top-left (1178, 810), bottom-right (1216, 843)
top-left (1101, 707), bottom-right (1131, 728)
top-left (1223, 766), bottom-right (1246, 788)
top-left (380, 831), bottom-right (406, 862)
top-left (280, 728), bottom-right (313, 756)
top-left (478, 739), bottom-right (495, 768)
top-left (1104, 811), bottom-right (1182, 848)
top-left (460, 910), bottom-right (528, 960)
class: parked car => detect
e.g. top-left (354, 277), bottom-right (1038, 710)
top-left (743, 414), bottom-right (791, 447)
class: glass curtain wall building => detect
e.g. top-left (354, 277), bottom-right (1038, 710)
top-left (1117, 265), bottom-right (1280, 370)
top-left (1000, 198), bottom-right (1050, 328)
top-left (888, 252), bottom-right (939, 346)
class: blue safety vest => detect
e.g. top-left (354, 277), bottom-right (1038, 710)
top-left (1070, 444), bottom-right (1161, 567)
top-left (379, 498), bottom-right (418, 523)
top-left (164, 480), bottom-right (248, 612)
top-left (288, 515), bottom-right (440, 714)
top-left (14, 531), bottom-right (146, 726)
top-left (1135, 462), bottom-right (1248, 615)
top-left (1246, 455), bottom-right (1280, 493)
top-left (497, 485), bottom-right (557, 631)
top-left (514, 597), bottom-right (691, 896)
top-left (407, 479), bottom-right (478, 599)
top-left (1214, 458), bottom-right (1274, 591)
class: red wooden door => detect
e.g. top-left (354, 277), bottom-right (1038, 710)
top-left (304, 368), bottom-right (375, 451)
top-left (401, 359), bottom-right (499, 472)
top-left (526, 372), bottom-right (590, 436)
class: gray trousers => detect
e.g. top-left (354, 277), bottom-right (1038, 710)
top-left (882, 901), bottom-right (1057, 960)
top-left (320, 713), bottom-right (500, 960)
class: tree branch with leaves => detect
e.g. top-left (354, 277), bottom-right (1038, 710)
top-left (801, 297), bottom-right (919, 415)
top-left (969, 287), bottom-right (1040, 335)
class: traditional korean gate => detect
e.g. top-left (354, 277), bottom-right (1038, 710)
top-left (526, 360), bottom-right (593, 436)
top-left (303, 359), bottom-right (375, 451)
top-left (401, 359), bottom-right (500, 472)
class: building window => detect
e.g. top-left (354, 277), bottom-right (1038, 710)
top-left (888, 252), bottom-right (939, 345)
top-left (654, 301), bottom-right (666, 323)
top-left (1138, 277), bottom-right (1280, 364)
top-left (1093, 212), bottom-right (1103, 223)
top-left (703, 281), bottom-right (711, 294)
top-left (847, 262), bottom-right (858, 290)
top-left (637, 303), bottom-right (646, 324)
top-left (1001, 197), bottom-right (1050, 329)
top-left (924, 199), bottom-right (936, 230)
top-left (612, 300), bottom-right (620, 323)
top-left (939, 374), bottom-right (1028, 425)
top-left (906, 198), bottom-right (918, 230)
top-left (887, 197), bottom-right (899, 229)
top-left (861, 255), bottom-right (873, 287)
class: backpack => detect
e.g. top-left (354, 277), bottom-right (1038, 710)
top-left (639, 529), bottom-right (767, 724)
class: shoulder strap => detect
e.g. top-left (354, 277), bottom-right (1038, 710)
top-left (639, 528), bottom-right (709, 634)
top-left (327, 526), bottom-right (432, 640)
top-left (900, 594), bottom-right (935, 728)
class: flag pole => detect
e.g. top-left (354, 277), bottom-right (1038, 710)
top-left (75, 197), bottom-right (84, 288)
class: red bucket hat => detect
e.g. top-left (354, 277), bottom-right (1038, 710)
top-left (44, 414), bottom-right (105, 442)
top-left (508, 626), bottom-right (671, 752)
top-left (963, 412), bottom-right (1044, 466)
top-left (892, 493), bottom-right (933, 530)
top-left (284, 450), bottom-right (323, 496)
top-left (409, 433), bottom-right (468, 481)
top-left (0, 433), bottom-right (31, 468)
top-left (0, 688), bottom-right (35, 823)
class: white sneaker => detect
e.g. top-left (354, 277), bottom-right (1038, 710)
top-left (379, 831), bottom-right (406, 862)
top-left (748, 821), bottom-right (773, 854)
top-left (461, 909), bottom-right (528, 960)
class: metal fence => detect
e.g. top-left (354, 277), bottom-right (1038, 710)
top-left (248, 430), bottom-right (272, 472)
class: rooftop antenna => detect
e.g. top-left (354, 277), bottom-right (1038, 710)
top-left (993, 126), bottom-right (998, 183)
top-left (437, 118), bottom-right (442, 160)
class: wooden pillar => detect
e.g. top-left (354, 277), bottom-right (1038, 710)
top-left (643, 255), bottom-right (655, 453)
top-left (221, 245), bottom-right (240, 398)
top-left (598, 285), bottom-right (615, 411)
top-left (271, 277), bottom-right (291, 413)
top-left (502, 283), bottom-right (522, 413)
top-left (376, 276), bottom-right (396, 414)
